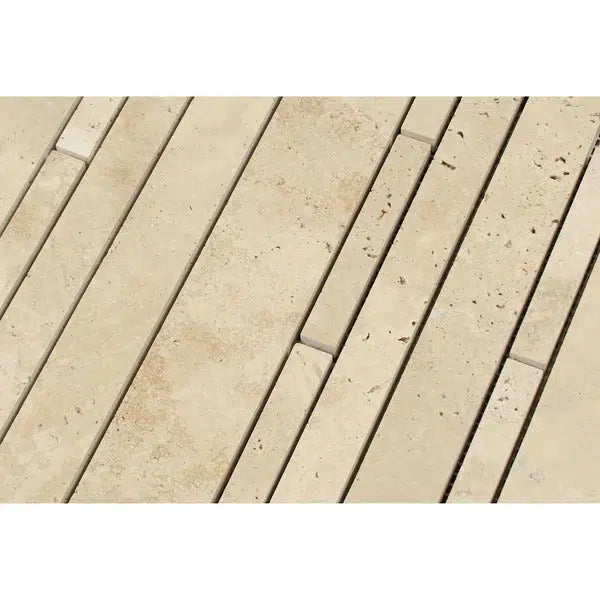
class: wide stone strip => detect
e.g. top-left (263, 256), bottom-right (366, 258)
top-left (0, 151), bottom-right (85, 312)
top-left (447, 358), bottom-right (543, 502)
top-left (301, 135), bottom-right (430, 356)
top-left (64, 97), bottom-right (408, 502)
top-left (220, 343), bottom-right (332, 503)
top-left (272, 97), bottom-right (521, 502)
top-left (500, 253), bottom-right (600, 502)
top-left (0, 98), bottom-right (187, 443)
top-left (56, 97), bottom-right (125, 163)
top-left (0, 97), bottom-right (78, 231)
top-left (348, 97), bottom-right (600, 502)
top-left (510, 148), bottom-right (600, 369)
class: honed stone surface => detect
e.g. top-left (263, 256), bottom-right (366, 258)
top-left (510, 147), bottom-right (600, 368)
top-left (67, 98), bottom-right (408, 503)
top-left (0, 151), bottom-right (84, 312)
top-left (401, 97), bottom-right (457, 146)
top-left (500, 253), bottom-right (600, 502)
top-left (271, 97), bottom-right (521, 502)
top-left (347, 97), bottom-right (600, 503)
top-left (301, 135), bottom-right (429, 355)
top-left (56, 97), bottom-right (125, 162)
top-left (448, 358), bottom-right (542, 503)
top-left (0, 98), bottom-right (186, 453)
top-left (220, 343), bottom-right (332, 503)
top-left (0, 97), bottom-right (78, 230)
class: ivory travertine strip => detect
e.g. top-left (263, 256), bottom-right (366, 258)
top-left (0, 97), bottom-right (78, 230)
top-left (56, 97), bottom-right (125, 163)
top-left (347, 97), bottom-right (600, 503)
top-left (447, 358), bottom-right (543, 503)
top-left (0, 151), bottom-right (85, 312)
top-left (221, 343), bottom-right (332, 503)
top-left (500, 253), bottom-right (600, 502)
top-left (401, 97), bottom-right (457, 146)
top-left (510, 148), bottom-right (600, 369)
top-left (69, 98), bottom-right (409, 503)
top-left (301, 135), bottom-right (430, 356)
top-left (271, 97), bottom-right (521, 503)
top-left (0, 98), bottom-right (187, 444)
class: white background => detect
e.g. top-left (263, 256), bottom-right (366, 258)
top-left (2, 1), bottom-right (600, 598)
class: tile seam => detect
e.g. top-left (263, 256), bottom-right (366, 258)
top-left (0, 97), bottom-right (194, 448)
top-left (63, 97), bottom-right (282, 503)
top-left (507, 352), bottom-right (545, 371)
top-left (339, 97), bottom-right (528, 504)
top-left (441, 130), bottom-right (600, 503)
top-left (0, 97), bottom-right (82, 238)
top-left (212, 98), bottom-right (416, 503)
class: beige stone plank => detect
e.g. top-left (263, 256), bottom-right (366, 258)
top-left (500, 254), bottom-right (600, 502)
top-left (447, 358), bottom-right (542, 503)
top-left (510, 148), bottom-right (600, 369)
top-left (0, 98), bottom-right (275, 503)
top-left (0, 151), bottom-right (85, 313)
top-left (347, 97), bottom-right (600, 503)
top-left (401, 97), bottom-right (457, 146)
top-left (56, 97), bottom-right (125, 163)
top-left (69, 97), bottom-right (408, 503)
top-left (0, 97), bottom-right (78, 231)
top-left (0, 97), bottom-right (187, 444)
top-left (272, 97), bottom-right (521, 503)
top-left (220, 343), bottom-right (332, 503)
top-left (300, 136), bottom-right (430, 355)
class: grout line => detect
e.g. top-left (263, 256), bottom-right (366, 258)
top-left (0, 97), bottom-right (82, 238)
top-left (63, 97), bottom-right (282, 503)
top-left (55, 97), bottom-right (129, 165)
top-left (0, 99), bottom-right (129, 322)
top-left (508, 352), bottom-right (545, 371)
top-left (212, 98), bottom-right (417, 503)
top-left (492, 229), bottom-right (600, 502)
top-left (441, 128), bottom-right (599, 503)
top-left (0, 97), bottom-right (194, 448)
top-left (339, 97), bottom-right (528, 504)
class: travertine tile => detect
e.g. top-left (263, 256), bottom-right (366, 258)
top-left (0, 151), bottom-right (84, 313)
top-left (69, 97), bottom-right (408, 503)
top-left (0, 98), bottom-right (186, 445)
top-left (0, 97), bottom-right (78, 230)
top-left (448, 358), bottom-right (542, 503)
top-left (347, 97), bottom-right (600, 503)
top-left (500, 254), bottom-right (600, 502)
top-left (0, 98), bottom-right (274, 503)
top-left (272, 97), bottom-right (521, 502)
top-left (56, 97), bottom-right (125, 163)
top-left (401, 97), bottom-right (457, 146)
top-left (220, 343), bottom-right (332, 503)
top-left (510, 147), bottom-right (600, 369)
top-left (301, 135), bottom-right (429, 355)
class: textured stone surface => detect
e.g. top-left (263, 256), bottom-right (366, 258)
top-left (67, 98), bottom-right (408, 503)
top-left (448, 358), bottom-right (542, 503)
top-left (500, 253), bottom-right (600, 502)
top-left (0, 98), bottom-right (186, 446)
top-left (510, 147), bottom-right (600, 368)
top-left (220, 343), bottom-right (331, 503)
top-left (0, 97), bottom-right (78, 230)
top-left (301, 135), bottom-right (429, 355)
top-left (272, 97), bottom-right (521, 502)
top-left (56, 97), bottom-right (125, 162)
top-left (401, 97), bottom-right (457, 146)
top-left (347, 97), bottom-right (600, 503)
top-left (0, 151), bottom-right (84, 312)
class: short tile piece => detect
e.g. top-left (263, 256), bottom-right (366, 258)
top-left (220, 344), bottom-right (332, 503)
top-left (401, 97), bottom-right (457, 146)
top-left (301, 135), bottom-right (430, 355)
top-left (448, 358), bottom-right (542, 503)
top-left (56, 97), bottom-right (125, 163)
